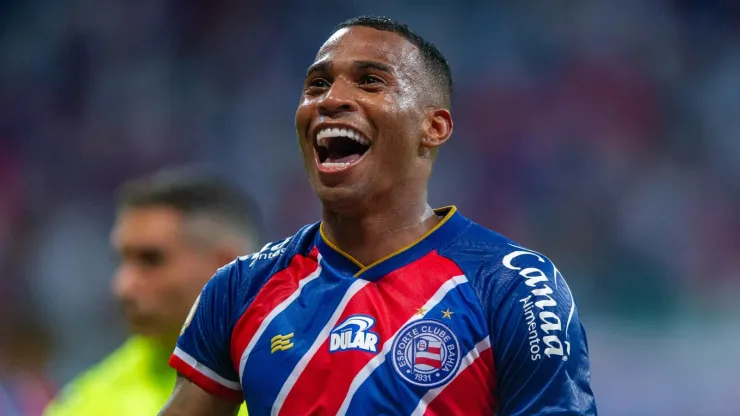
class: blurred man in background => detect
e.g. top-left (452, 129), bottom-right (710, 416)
top-left (44, 168), bottom-right (259, 416)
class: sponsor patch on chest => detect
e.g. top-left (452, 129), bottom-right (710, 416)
top-left (329, 315), bottom-right (380, 353)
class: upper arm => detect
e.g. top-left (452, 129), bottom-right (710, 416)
top-left (159, 374), bottom-right (240, 416)
top-left (168, 263), bottom-right (244, 403)
top-left (487, 246), bottom-right (597, 415)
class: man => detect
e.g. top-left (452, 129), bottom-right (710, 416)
top-left (44, 168), bottom-right (256, 415)
top-left (162, 16), bottom-right (597, 416)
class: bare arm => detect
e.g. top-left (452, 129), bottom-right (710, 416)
top-left (159, 374), bottom-right (240, 416)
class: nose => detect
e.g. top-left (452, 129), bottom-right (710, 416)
top-left (112, 264), bottom-right (137, 301)
top-left (317, 78), bottom-right (358, 116)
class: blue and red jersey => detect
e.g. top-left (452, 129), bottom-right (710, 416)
top-left (170, 207), bottom-right (596, 415)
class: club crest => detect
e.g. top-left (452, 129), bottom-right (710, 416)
top-left (391, 319), bottom-right (461, 388)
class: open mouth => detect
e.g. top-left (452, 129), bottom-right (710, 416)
top-left (314, 127), bottom-right (371, 171)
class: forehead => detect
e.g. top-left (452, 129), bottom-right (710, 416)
top-left (112, 206), bottom-right (184, 248)
top-left (314, 26), bottom-right (422, 72)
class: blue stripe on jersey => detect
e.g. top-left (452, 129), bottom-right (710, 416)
top-left (343, 282), bottom-right (488, 415)
top-left (240, 266), bottom-right (357, 415)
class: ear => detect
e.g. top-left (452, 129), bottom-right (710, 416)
top-left (420, 108), bottom-right (453, 149)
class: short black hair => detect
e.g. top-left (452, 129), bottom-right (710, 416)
top-left (334, 16), bottom-right (452, 107)
top-left (117, 167), bottom-right (262, 246)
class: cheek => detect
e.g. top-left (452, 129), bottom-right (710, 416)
top-left (153, 264), bottom-right (201, 302)
top-left (295, 103), bottom-right (315, 154)
top-left (295, 99), bottom-right (312, 133)
top-left (375, 133), bottom-right (415, 177)
top-left (143, 273), bottom-right (183, 308)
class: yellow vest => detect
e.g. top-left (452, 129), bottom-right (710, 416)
top-left (43, 336), bottom-right (247, 415)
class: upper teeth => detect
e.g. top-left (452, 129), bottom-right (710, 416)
top-left (316, 127), bottom-right (369, 147)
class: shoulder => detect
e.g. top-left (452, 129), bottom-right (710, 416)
top-left (438, 219), bottom-right (570, 308)
top-left (202, 223), bottom-right (320, 319)
top-left (438, 219), bottom-right (520, 285)
top-left (214, 222), bottom-right (319, 286)
top-left (440, 219), bottom-right (582, 362)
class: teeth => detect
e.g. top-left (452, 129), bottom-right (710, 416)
top-left (321, 162), bottom-right (351, 168)
top-left (316, 127), bottom-right (369, 147)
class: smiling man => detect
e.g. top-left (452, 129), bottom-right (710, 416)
top-left (160, 16), bottom-right (596, 416)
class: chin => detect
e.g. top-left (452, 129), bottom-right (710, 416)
top-left (128, 323), bottom-right (153, 337)
top-left (313, 182), bottom-right (370, 216)
top-left (309, 167), bottom-right (355, 193)
top-left (126, 318), bottom-right (158, 337)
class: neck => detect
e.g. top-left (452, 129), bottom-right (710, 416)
top-left (139, 334), bottom-right (178, 375)
top-left (321, 193), bottom-right (440, 267)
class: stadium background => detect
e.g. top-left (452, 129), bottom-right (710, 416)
top-left (1, 0), bottom-right (739, 414)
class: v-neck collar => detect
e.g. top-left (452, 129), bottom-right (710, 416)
top-left (315, 206), bottom-right (469, 281)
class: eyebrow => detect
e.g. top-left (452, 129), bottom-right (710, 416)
top-left (305, 60), bottom-right (394, 78)
top-left (306, 61), bottom-right (331, 78)
top-left (354, 60), bottom-right (393, 74)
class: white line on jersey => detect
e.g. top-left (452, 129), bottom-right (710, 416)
top-left (271, 277), bottom-right (370, 416)
top-left (410, 336), bottom-right (492, 416)
top-left (336, 274), bottom-right (469, 416)
top-left (238, 256), bottom-right (323, 379)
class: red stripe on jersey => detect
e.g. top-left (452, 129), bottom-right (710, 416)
top-left (169, 354), bottom-right (244, 403)
top-left (229, 247), bottom-right (319, 372)
top-left (278, 251), bottom-right (463, 416)
top-left (423, 347), bottom-right (497, 415)
top-left (415, 357), bottom-right (442, 368)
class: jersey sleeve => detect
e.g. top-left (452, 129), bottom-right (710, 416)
top-left (169, 262), bottom-right (244, 402)
top-left (488, 246), bottom-right (597, 415)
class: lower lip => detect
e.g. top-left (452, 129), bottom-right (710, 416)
top-left (314, 149), bottom-right (369, 174)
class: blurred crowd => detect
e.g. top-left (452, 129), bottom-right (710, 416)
top-left (1, 0), bottom-right (739, 414)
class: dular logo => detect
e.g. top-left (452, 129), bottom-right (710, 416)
top-left (503, 244), bottom-right (574, 361)
top-left (329, 315), bottom-right (379, 353)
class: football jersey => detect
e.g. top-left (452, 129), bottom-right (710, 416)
top-left (170, 207), bottom-right (596, 415)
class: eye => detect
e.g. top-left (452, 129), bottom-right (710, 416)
top-left (138, 249), bottom-right (165, 268)
top-left (360, 75), bottom-right (384, 85)
top-left (308, 78), bottom-right (330, 89)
